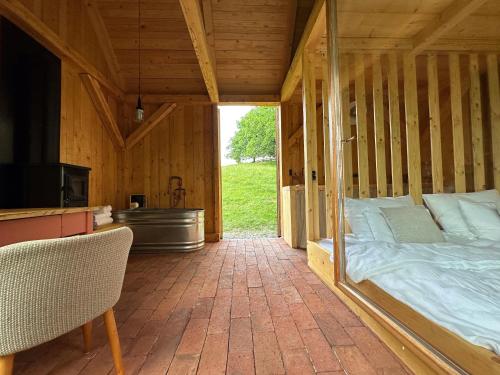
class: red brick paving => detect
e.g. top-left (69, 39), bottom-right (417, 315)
top-left (15, 238), bottom-right (411, 374)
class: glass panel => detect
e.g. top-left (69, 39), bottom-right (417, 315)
top-left (333, 1), bottom-right (500, 373)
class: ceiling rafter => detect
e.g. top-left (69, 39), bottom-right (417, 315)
top-left (126, 103), bottom-right (177, 149)
top-left (179, 0), bottom-right (219, 103)
top-left (281, 0), bottom-right (325, 102)
top-left (412, 0), bottom-right (489, 55)
top-left (85, 0), bottom-right (125, 90)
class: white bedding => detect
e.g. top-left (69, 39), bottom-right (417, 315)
top-left (346, 237), bottom-right (500, 354)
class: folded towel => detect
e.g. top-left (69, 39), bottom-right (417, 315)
top-left (95, 217), bottom-right (113, 226)
top-left (94, 212), bottom-right (112, 220)
top-left (130, 202), bottom-right (139, 209)
top-left (94, 205), bottom-right (112, 215)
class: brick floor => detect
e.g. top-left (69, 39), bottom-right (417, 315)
top-left (15, 238), bottom-right (411, 375)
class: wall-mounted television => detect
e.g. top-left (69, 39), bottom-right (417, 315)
top-left (0, 17), bottom-right (61, 165)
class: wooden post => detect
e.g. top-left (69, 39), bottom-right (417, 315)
top-left (388, 53), bottom-right (403, 197)
top-left (403, 54), bottom-right (422, 204)
top-left (326, 0), bottom-right (342, 282)
top-left (427, 54), bottom-right (444, 193)
top-left (469, 54), bottom-right (486, 191)
top-left (322, 59), bottom-right (333, 238)
top-left (302, 50), bottom-right (320, 242)
top-left (372, 54), bottom-right (387, 197)
top-left (340, 55), bottom-right (353, 198)
top-left (487, 54), bottom-right (500, 190)
top-left (354, 54), bottom-right (369, 198)
top-left (213, 106), bottom-right (222, 239)
top-left (449, 53), bottom-right (466, 193)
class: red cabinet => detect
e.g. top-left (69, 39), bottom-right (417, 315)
top-left (0, 209), bottom-right (93, 247)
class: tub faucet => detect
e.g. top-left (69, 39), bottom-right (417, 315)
top-left (168, 176), bottom-right (186, 208)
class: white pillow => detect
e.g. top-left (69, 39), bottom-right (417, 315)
top-left (364, 211), bottom-right (395, 243)
top-left (381, 206), bottom-right (445, 243)
top-left (345, 196), bottom-right (414, 240)
top-left (458, 199), bottom-right (500, 241)
top-left (423, 190), bottom-right (499, 239)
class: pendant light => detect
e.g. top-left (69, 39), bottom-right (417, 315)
top-left (134, 0), bottom-right (144, 123)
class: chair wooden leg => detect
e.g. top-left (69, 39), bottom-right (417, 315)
top-left (0, 354), bottom-right (14, 375)
top-left (81, 321), bottom-right (93, 353)
top-left (103, 308), bottom-right (124, 375)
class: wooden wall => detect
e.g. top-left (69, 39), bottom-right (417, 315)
top-left (339, 53), bottom-right (500, 202)
top-left (60, 63), bottom-right (124, 209)
top-left (279, 85), bottom-right (325, 188)
top-left (122, 103), bottom-right (219, 239)
top-left (17, 0), bottom-right (113, 79)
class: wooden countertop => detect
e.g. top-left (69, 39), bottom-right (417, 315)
top-left (0, 207), bottom-right (96, 221)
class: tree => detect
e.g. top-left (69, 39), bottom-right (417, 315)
top-left (227, 107), bottom-right (276, 163)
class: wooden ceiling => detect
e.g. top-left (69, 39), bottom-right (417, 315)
top-left (317, 0), bottom-right (500, 53)
top-left (97, 0), bottom-right (300, 97)
top-left (95, 0), bottom-right (500, 100)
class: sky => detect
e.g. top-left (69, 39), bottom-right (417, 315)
top-left (219, 105), bottom-right (255, 166)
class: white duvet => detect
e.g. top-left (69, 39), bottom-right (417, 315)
top-left (346, 237), bottom-right (500, 354)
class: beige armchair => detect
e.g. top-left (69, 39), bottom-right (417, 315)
top-left (0, 227), bottom-right (133, 375)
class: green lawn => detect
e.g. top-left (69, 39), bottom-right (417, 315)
top-left (222, 161), bottom-right (277, 238)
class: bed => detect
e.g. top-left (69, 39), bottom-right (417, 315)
top-left (345, 235), bottom-right (500, 374)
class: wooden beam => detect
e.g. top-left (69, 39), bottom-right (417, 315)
top-left (85, 0), bottom-right (125, 90)
top-left (302, 50), bottom-right (320, 241)
top-left (126, 103), bottom-right (177, 150)
top-left (340, 54), bottom-right (353, 198)
top-left (213, 106), bottom-right (222, 239)
top-left (403, 54), bottom-right (422, 204)
top-left (288, 126), bottom-right (303, 146)
top-left (372, 55), bottom-right (387, 197)
top-left (469, 54), bottom-right (486, 191)
top-left (201, 0), bottom-right (216, 67)
top-left (322, 59), bottom-right (333, 238)
top-left (427, 54), bottom-right (444, 193)
top-left (354, 54), bottom-right (369, 198)
top-left (179, 0), bottom-right (219, 103)
top-left (487, 54), bottom-right (500, 190)
top-left (0, 0), bottom-right (123, 98)
top-left (449, 53), bottom-right (466, 193)
top-left (318, 37), bottom-right (500, 53)
top-left (125, 94), bottom-right (280, 105)
top-left (125, 94), bottom-right (210, 105)
top-left (80, 74), bottom-right (125, 149)
top-left (411, 0), bottom-right (488, 55)
top-left (281, 0), bottom-right (325, 102)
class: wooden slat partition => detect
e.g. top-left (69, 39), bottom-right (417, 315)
top-left (449, 53), bottom-right (466, 193)
top-left (354, 54), bottom-right (370, 198)
top-left (302, 50), bottom-right (320, 241)
top-left (340, 54), bottom-right (353, 197)
top-left (403, 54), bottom-right (422, 204)
top-left (387, 53), bottom-right (403, 197)
top-left (427, 54), bottom-right (444, 193)
top-left (487, 54), bottom-right (500, 190)
top-left (469, 54), bottom-right (486, 191)
top-left (372, 55), bottom-right (387, 197)
top-left (322, 59), bottom-right (333, 238)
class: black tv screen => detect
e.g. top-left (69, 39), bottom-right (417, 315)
top-left (0, 17), bottom-right (61, 165)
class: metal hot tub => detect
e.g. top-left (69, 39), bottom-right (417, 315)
top-left (113, 208), bottom-right (204, 253)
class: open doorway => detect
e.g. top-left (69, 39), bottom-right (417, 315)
top-left (219, 106), bottom-right (279, 239)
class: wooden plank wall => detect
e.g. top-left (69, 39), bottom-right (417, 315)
top-left (60, 63), bottom-right (124, 209)
top-left (122, 104), bottom-right (219, 239)
top-left (17, 0), bottom-right (113, 80)
top-left (279, 90), bottom-right (326, 188)
top-left (339, 53), bottom-right (500, 201)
